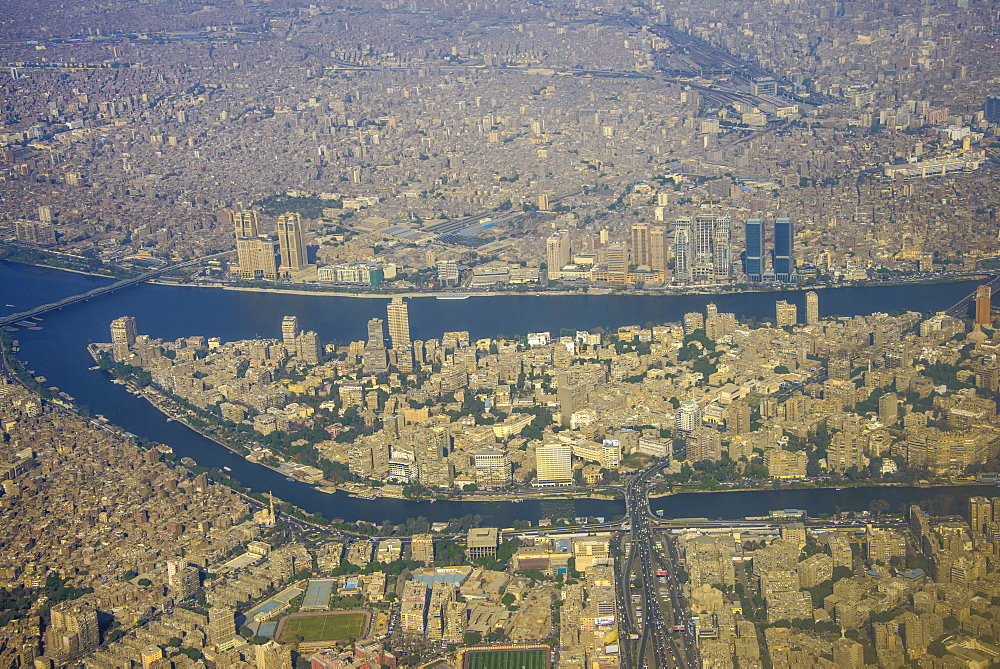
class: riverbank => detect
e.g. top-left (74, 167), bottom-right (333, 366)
top-left (649, 477), bottom-right (995, 499)
top-left (3, 253), bottom-right (989, 302)
top-left (150, 272), bottom-right (992, 302)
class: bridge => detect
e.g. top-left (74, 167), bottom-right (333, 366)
top-left (945, 273), bottom-right (1000, 319)
top-left (0, 252), bottom-right (231, 328)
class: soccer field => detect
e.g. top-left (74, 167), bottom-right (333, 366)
top-left (465, 649), bottom-right (549, 669)
top-left (277, 612), bottom-right (367, 642)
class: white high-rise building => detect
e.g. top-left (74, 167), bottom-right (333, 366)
top-left (676, 401), bottom-right (702, 435)
top-left (546, 230), bottom-right (572, 280)
top-left (535, 442), bottom-right (573, 485)
top-left (281, 315), bottom-right (299, 345)
top-left (474, 448), bottom-right (512, 489)
top-left (674, 218), bottom-right (692, 282)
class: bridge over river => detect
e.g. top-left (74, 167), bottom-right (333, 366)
top-left (0, 252), bottom-right (230, 328)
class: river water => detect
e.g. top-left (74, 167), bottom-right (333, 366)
top-left (1, 261), bottom-right (993, 524)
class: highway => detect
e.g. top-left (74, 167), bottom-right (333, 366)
top-left (617, 459), bottom-right (693, 668)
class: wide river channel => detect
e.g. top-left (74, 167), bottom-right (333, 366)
top-left (1, 261), bottom-right (995, 525)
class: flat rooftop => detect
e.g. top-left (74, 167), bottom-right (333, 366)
top-left (467, 527), bottom-right (499, 548)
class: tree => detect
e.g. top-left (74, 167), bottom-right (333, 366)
top-left (463, 631), bottom-right (482, 646)
top-left (927, 638), bottom-right (948, 657)
top-left (832, 566), bottom-right (853, 582)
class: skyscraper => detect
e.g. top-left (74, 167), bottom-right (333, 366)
top-left (387, 297), bottom-right (413, 371)
top-left (474, 448), bottom-right (512, 489)
top-left (631, 223), bottom-right (668, 271)
top-left (630, 223), bottom-right (651, 267)
top-left (604, 240), bottom-right (628, 286)
top-left (682, 214), bottom-right (732, 282)
top-left (229, 209), bottom-right (259, 239)
top-left (231, 209), bottom-right (278, 280)
top-left (986, 95), bottom-right (1000, 123)
top-left (363, 317), bottom-right (388, 374)
top-left (773, 217), bottom-right (794, 281)
top-left (281, 315), bottom-right (298, 345)
top-left (207, 605), bottom-right (236, 649)
top-left (649, 225), bottom-right (668, 271)
top-left (673, 218), bottom-right (692, 282)
top-left (387, 297), bottom-right (411, 349)
top-left (546, 230), bottom-right (571, 280)
top-left (534, 442), bottom-right (573, 484)
top-left (557, 383), bottom-right (588, 427)
top-left (110, 315), bottom-right (137, 361)
top-left (297, 331), bottom-right (321, 365)
top-left (110, 316), bottom-right (137, 348)
top-left (693, 214), bottom-right (715, 277)
top-left (775, 300), bottom-right (798, 327)
top-left (711, 215), bottom-right (732, 279)
top-left (744, 216), bottom-right (764, 280)
top-left (805, 290), bottom-right (819, 325)
top-left (975, 285), bottom-right (992, 326)
top-left (276, 212), bottom-right (307, 276)
top-left (969, 496), bottom-right (992, 536)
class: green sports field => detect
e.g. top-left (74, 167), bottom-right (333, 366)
top-left (277, 612), bottom-right (367, 643)
top-left (464, 648), bottom-right (549, 669)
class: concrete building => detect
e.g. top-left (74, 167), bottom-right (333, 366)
top-left (467, 527), bottom-right (499, 560)
top-left (387, 297), bottom-right (412, 371)
top-left (535, 442), bottom-right (573, 485)
top-left (775, 300), bottom-right (798, 327)
top-left (673, 217), bottom-right (692, 282)
top-left (363, 317), bottom-right (388, 374)
top-left (546, 230), bottom-right (572, 280)
top-left (277, 212), bottom-right (307, 276)
top-left (474, 448), bottom-right (512, 489)
top-left (411, 534), bottom-right (435, 565)
top-left (805, 290), bottom-right (819, 325)
top-left (437, 260), bottom-right (460, 287)
top-left (236, 236), bottom-right (278, 280)
top-left (110, 315), bottom-right (138, 361)
top-left (14, 219), bottom-right (56, 246)
top-left (281, 315), bottom-right (298, 345)
top-left (254, 640), bottom-right (293, 669)
top-left (46, 599), bottom-right (100, 661)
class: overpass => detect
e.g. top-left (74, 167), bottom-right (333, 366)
top-left (0, 252), bottom-right (231, 328)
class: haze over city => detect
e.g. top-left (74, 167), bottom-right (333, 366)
top-left (2, 0), bottom-right (1000, 667)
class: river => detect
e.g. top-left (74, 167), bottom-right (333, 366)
top-left (0, 261), bottom-right (993, 524)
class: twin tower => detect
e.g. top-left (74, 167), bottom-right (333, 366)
top-left (745, 216), bottom-right (794, 282)
top-left (231, 209), bottom-right (308, 280)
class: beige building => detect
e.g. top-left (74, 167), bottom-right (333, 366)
top-left (277, 212), bottom-right (307, 275)
top-left (411, 534), bottom-right (434, 565)
top-left (535, 442), bottom-right (573, 485)
top-left (236, 236), bottom-right (278, 280)
top-left (467, 527), bottom-right (499, 560)
top-left (775, 300), bottom-right (798, 327)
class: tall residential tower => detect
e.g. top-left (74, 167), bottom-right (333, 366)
top-left (387, 297), bottom-right (413, 371)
